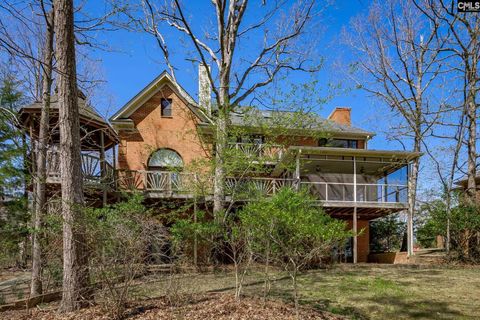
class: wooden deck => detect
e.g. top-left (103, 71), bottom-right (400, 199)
top-left (42, 162), bottom-right (408, 219)
top-left (114, 170), bottom-right (408, 218)
top-left (45, 150), bottom-right (115, 188)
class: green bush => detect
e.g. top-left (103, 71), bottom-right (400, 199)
top-left (417, 197), bottom-right (480, 261)
top-left (370, 214), bottom-right (405, 252)
top-left (238, 187), bottom-right (352, 311)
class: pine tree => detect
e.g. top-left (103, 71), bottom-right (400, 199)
top-left (0, 73), bottom-right (29, 267)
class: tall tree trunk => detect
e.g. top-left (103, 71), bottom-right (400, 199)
top-left (213, 109), bottom-right (227, 218)
top-left (402, 134), bottom-right (421, 254)
top-left (54, 0), bottom-right (91, 311)
top-left (31, 9), bottom-right (54, 297)
top-left (20, 132), bottom-right (30, 269)
top-left (407, 153), bottom-right (420, 256)
top-left (212, 67), bottom-right (230, 218)
top-left (466, 53), bottom-right (477, 202)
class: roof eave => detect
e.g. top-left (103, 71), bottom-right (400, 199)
top-left (289, 145), bottom-right (423, 160)
top-left (196, 122), bottom-right (374, 138)
top-left (110, 71), bottom-right (209, 123)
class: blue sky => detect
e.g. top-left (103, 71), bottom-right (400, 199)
top-left (87, 0), bottom-right (396, 152)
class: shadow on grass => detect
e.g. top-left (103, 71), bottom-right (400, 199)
top-left (262, 269), bottom-right (465, 320)
top-left (364, 295), bottom-right (463, 319)
top-left (266, 286), bottom-right (371, 320)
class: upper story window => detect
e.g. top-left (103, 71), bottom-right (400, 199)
top-left (160, 98), bottom-right (172, 117)
top-left (148, 148), bottom-right (183, 169)
top-left (318, 138), bottom-right (358, 149)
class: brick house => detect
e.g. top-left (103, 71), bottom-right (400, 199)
top-left (20, 66), bottom-right (421, 263)
top-left (109, 67), bottom-right (421, 263)
top-left (454, 174), bottom-right (480, 202)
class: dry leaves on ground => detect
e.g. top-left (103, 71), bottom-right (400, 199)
top-left (0, 293), bottom-right (345, 320)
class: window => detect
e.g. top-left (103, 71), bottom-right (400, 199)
top-left (318, 138), bottom-right (358, 149)
top-left (160, 98), bottom-right (172, 117)
top-left (148, 148), bottom-right (183, 169)
top-left (147, 149), bottom-right (183, 190)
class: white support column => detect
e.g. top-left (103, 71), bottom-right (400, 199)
top-left (353, 207), bottom-right (358, 264)
top-left (100, 131), bottom-right (107, 206)
top-left (384, 175), bottom-right (388, 202)
top-left (353, 156), bottom-right (358, 264)
top-left (295, 150), bottom-right (301, 191)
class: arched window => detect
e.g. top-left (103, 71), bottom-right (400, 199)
top-left (148, 148), bottom-right (183, 169)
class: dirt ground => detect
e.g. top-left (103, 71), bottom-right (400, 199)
top-left (0, 293), bottom-right (344, 320)
top-left (1, 263), bottom-right (480, 319)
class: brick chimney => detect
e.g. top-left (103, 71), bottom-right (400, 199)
top-left (328, 107), bottom-right (351, 127)
top-left (198, 63), bottom-right (212, 115)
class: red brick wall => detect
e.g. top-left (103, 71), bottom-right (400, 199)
top-left (117, 85), bottom-right (210, 171)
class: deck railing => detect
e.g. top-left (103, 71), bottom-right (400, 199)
top-left (115, 170), bottom-right (407, 205)
top-left (116, 170), bottom-right (294, 196)
top-left (116, 170), bottom-right (200, 193)
top-left (225, 177), bottom-right (295, 196)
top-left (45, 149), bottom-right (114, 185)
top-left (300, 181), bottom-right (408, 204)
top-left (227, 142), bottom-right (284, 162)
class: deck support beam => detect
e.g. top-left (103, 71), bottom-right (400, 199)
top-left (295, 150), bottom-right (301, 190)
top-left (353, 206), bottom-right (358, 264)
top-left (100, 131), bottom-right (107, 206)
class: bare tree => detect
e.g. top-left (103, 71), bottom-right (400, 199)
top-left (422, 106), bottom-right (467, 252)
top-left (30, 3), bottom-right (55, 297)
top-left (54, 0), bottom-right (91, 311)
top-left (344, 0), bottom-right (445, 256)
top-left (129, 0), bottom-right (320, 218)
top-left (415, 0), bottom-right (479, 202)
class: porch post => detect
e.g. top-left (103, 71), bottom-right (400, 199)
top-left (295, 150), bottom-right (301, 191)
top-left (353, 156), bottom-right (358, 264)
top-left (383, 175), bottom-right (388, 202)
top-left (112, 143), bottom-right (117, 191)
top-left (112, 143), bottom-right (116, 171)
top-left (100, 131), bottom-right (107, 206)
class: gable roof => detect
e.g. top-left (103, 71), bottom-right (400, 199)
top-left (19, 93), bottom-right (118, 149)
top-left (21, 94), bottom-right (108, 125)
top-left (111, 72), bottom-right (372, 137)
top-left (110, 71), bottom-right (210, 123)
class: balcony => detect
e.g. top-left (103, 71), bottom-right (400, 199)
top-left (45, 149), bottom-right (115, 187)
top-left (116, 170), bottom-right (294, 199)
top-left (115, 169), bottom-right (407, 213)
top-left (227, 142), bottom-right (284, 163)
top-left (300, 181), bottom-right (408, 205)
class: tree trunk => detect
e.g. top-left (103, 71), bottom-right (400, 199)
top-left (407, 144), bottom-right (420, 257)
top-left (291, 267), bottom-right (299, 319)
top-left (31, 9), bottom-right (54, 297)
top-left (54, 0), bottom-right (91, 311)
top-left (213, 68), bottom-right (230, 218)
top-left (213, 109), bottom-right (227, 218)
top-left (465, 55), bottom-right (477, 202)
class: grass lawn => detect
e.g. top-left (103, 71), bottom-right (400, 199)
top-left (133, 264), bottom-right (480, 320)
top-left (2, 264), bottom-right (479, 319)
top-left (248, 264), bottom-right (480, 320)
